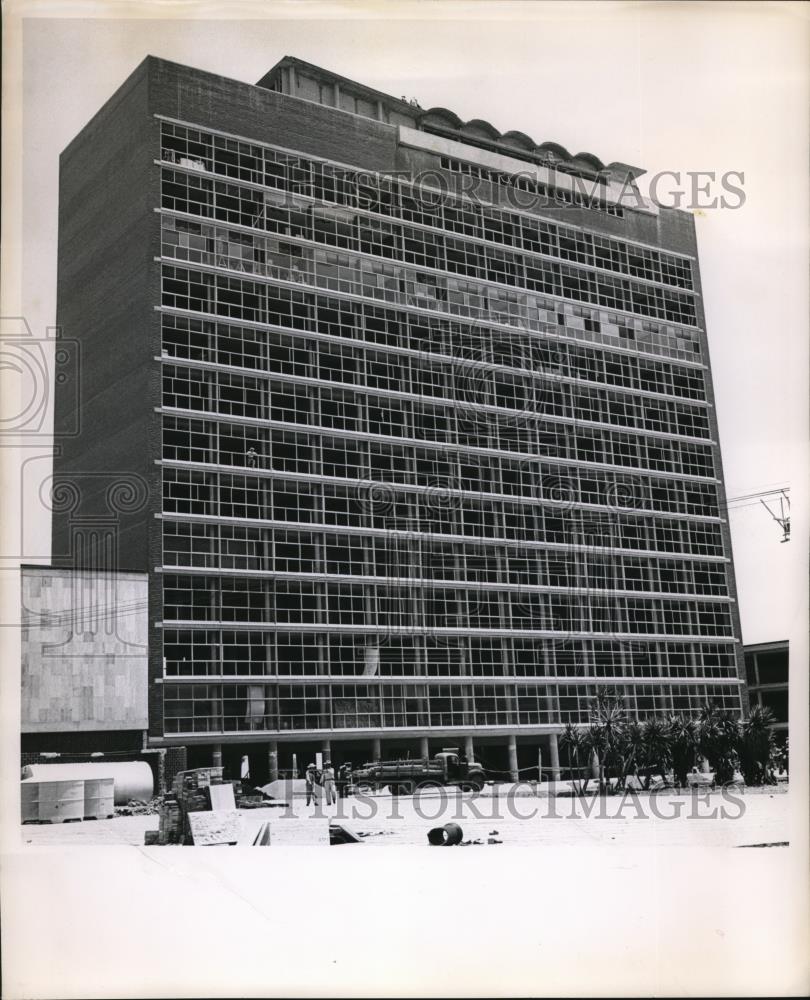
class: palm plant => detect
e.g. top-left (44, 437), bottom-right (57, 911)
top-left (639, 717), bottom-right (673, 788)
top-left (618, 720), bottom-right (644, 788)
top-left (738, 705), bottom-right (776, 785)
top-left (587, 689), bottom-right (628, 792)
top-left (697, 702), bottom-right (740, 785)
top-left (559, 721), bottom-right (591, 796)
top-left (667, 715), bottom-right (699, 787)
top-left (619, 718), bottom-right (672, 789)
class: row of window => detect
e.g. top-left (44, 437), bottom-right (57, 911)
top-left (162, 629), bottom-right (740, 678)
top-left (161, 415), bottom-right (718, 498)
top-left (161, 350), bottom-right (711, 442)
top-left (160, 195), bottom-right (688, 323)
top-left (162, 311), bottom-right (708, 401)
top-left (162, 412), bottom-right (716, 492)
top-left (160, 211), bottom-right (699, 329)
top-left (161, 521), bottom-right (730, 596)
top-left (161, 680), bottom-right (742, 733)
top-left (162, 267), bottom-right (700, 373)
top-left (162, 385), bottom-right (715, 479)
top-left (159, 122), bottom-right (692, 288)
top-left (438, 155), bottom-right (623, 218)
top-left (161, 465), bottom-right (723, 538)
top-left (161, 576), bottom-right (735, 636)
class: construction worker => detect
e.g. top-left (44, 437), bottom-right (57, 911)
top-left (322, 761), bottom-right (337, 805)
top-left (305, 762), bottom-right (320, 806)
top-left (337, 762), bottom-right (352, 798)
top-left (246, 447), bottom-right (258, 468)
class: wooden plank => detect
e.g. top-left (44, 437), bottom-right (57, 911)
top-left (208, 782), bottom-right (236, 812)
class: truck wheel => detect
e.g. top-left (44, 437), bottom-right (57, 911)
top-left (354, 782), bottom-right (375, 795)
top-left (390, 782), bottom-right (413, 796)
top-left (461, 776), bottom-right (485, 792)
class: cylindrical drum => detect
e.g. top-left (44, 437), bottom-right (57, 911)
top-left (21, 762), bottom-right (154, 805)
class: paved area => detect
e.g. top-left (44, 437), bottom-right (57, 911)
top-left (19, 786), bottom-right (790, 848)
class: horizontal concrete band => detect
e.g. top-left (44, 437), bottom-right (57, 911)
top-left (154, 676), bottom-right (742, 687)
top-left (155, 621), bottom-right (740, 643)
top-left (149, 726), bottom-right (569, 747)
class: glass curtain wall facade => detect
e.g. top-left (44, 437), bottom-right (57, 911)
top-left (153, 112), bottom-right (744, 741)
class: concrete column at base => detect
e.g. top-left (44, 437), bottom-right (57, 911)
top-left (419, 737), bottom-right (429, 759)
top-left (267, 741), bottom-right (279, 783)
top-left (212, 744), bottom-right (223, 769)
top-left (322, 740), bottom-right (332, 763)
top-left (372, 738), bottom-right (382, 762)
top-left (464, 735), bottom-right (474, 762)
top-left (548, 733), bottom-right (561, 782)
top-left (507, 735), bottom-right (519, 782)
top-left (590, 750), bottom-right (600, 780)
top-left (537, 746), bottom-right (543, 782)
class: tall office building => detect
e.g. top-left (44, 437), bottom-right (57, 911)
top-left (52, 56), bottom-right (747, 779)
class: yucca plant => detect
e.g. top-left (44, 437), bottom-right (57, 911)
top-left (586, 688), bottom-right (628, 792)
top-left (559, 721), bottom-right (591, 796)
top-left (619, 720), bottom-right (644, 788)
top-left (697, 702), bottom-right (741, 785)
top-left (667, 715), bottom-right (699, 787)
top-left (640, 717), bottom-right (673, 788)
top-left (738, 705), bottom-right (776, 785)
top-left (619, 718), bottom-right (673, 789)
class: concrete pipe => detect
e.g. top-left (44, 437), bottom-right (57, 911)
top-left (21, 761), bottom-right (154, 805)
top-left (427, 822), bottom-right (464, 846)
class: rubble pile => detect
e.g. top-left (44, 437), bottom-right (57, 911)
top-left (115, 798), bottom-right (161, 817)
top-left (144, 767), bottom-right (291, 844)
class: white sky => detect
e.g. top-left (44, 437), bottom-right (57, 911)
top-left (10, 1), bottom-right (810, 645)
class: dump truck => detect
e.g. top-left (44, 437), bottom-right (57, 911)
top-left (351, 748), bottom-right (487, 794)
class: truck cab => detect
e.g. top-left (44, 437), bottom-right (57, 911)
top-left (435, 750), bottom-right (462, 780)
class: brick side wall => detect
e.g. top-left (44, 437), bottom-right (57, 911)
top-left (163, 746), bottom-right (188, 789)
top-left (52, 61), bottom-right (155, 574)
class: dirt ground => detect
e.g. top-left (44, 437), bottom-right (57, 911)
top-left (19, 784), bottom-right (790, 848)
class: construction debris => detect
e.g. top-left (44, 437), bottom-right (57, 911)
top-left (188, 809), bottom-right (241, 846)
top-left (149, 767), bottom-right (230, 845)
top-left (116, 798), bottom-right (161, 817)
top-left (250, 818), bottom-right (330, 846)
top-left (145, 767), bottom-right (309, 845)
top-left (328, 823), bottom-right (363, 845)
